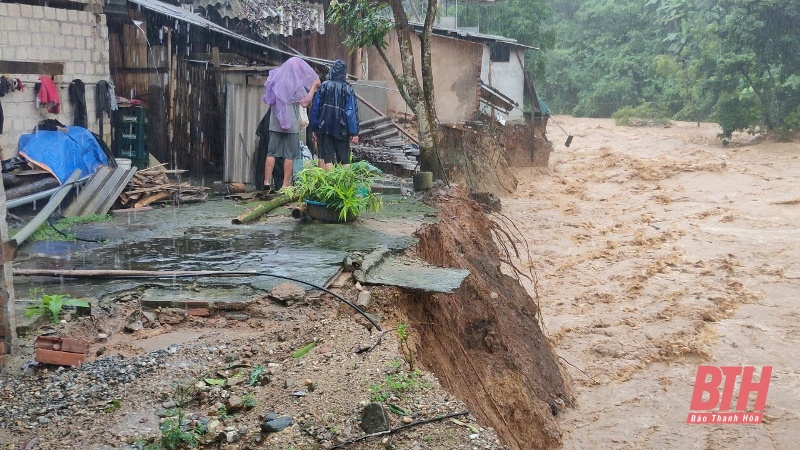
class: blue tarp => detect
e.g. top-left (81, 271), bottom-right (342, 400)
top-left (18, 126), bottom-right (108, 184)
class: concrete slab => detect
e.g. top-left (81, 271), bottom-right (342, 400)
top-left (364, 254), bottom-right (470, 294)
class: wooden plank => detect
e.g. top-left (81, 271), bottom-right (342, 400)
top-left (354, 92), bottom-right (418, 145)
top-left (0, 60), bottom-right (64, 75)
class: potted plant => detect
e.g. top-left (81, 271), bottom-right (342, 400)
top-left (283, 161), bottom-right (382, 222)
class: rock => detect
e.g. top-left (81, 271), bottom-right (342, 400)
top-left (361, 402), bottom-right (390, 433)
top-left (124, 321), bottom-right (142, 333)
top-left (207, 419), bottom-right (223, 434)
top-left (270, 283), bottom-right (305, 304)
top-left (225, 313), bottom-right (249, 321)
top-left (157, 308), bottom-right (188, 325)
top-left (490, 292), bottom-right (499, 299)
top-left (226, 395), bottom-right (244, 414)
top-left (260, 416), bottom-right (293, 433)
top-left (356, 290), bottom-right (371, 307)
top-left (141, 311), bottom-right (158, 323)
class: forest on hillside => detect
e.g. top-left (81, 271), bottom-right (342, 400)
top-left (456, 0), bottom-right (800, 140)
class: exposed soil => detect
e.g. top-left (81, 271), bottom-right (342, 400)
top-left (503, 117), bottom-right (800, 449)
top-left (3, 115), bottom-right (797, 450)
top-left (0, 184), bottom-right (565, 450)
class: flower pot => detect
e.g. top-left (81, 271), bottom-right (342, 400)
top-left (304, 200), bottom-right (356, 223)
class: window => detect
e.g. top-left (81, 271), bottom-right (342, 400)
top-left (489, 43), bottom-right (510, 62)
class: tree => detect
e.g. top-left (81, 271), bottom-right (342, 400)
top-left (328, 0), bottom-right (444, 180)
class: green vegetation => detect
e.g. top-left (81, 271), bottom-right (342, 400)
top-left (292, 341), bottom-right (317, 358)
top-left (612, 104), bottom-right (671, 127)
top-left (25, 293), bottom-right (90, 323)
top-left (249, 365), bottom-right (265, 386)
top-left (283, 161), bottom-right (381, 222)
top-left (28, 214), bottom-right (111, 242)
top-left (104, 399), bottom-right (122, 413)
top-left (396, 323), bottom-right (415, 371)
top-left (242, 394), bottom-right (257, 408)
top-left (538, 0), bottom-right (800, 141)
top-left (370, 370), bottom-right (428, 403)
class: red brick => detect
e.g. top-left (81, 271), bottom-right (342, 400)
top-left (33, 336), bottom-right (89, 353)
top-left (187, 308), bottom-right (210, 317)
top-left (35, 348), bottom-right (86, 366)
top-left (0, 341), bottom-right (5, 355)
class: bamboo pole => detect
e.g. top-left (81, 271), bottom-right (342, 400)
top-left (231, 194), bottom-right (295, 224)
top-left (13, 269), bottom-right (255, 278)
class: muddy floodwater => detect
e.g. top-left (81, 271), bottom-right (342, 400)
top-left (503, 117), bottom-right (800, 449)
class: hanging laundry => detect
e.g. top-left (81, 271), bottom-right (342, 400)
top-left (37, 76), bottom-right (61, 114)
top-left (13, 78), bottom-right (25, 92)
top-left (0, 76), bottom-right (8, 135)
top-left (0, 77), bottom-right (11, 96)
top-left (107, 80), bottom-right (118, 111)
top-left (68, 79), bottom-right (88, 128)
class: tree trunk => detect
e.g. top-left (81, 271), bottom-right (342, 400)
top-left (386, 0), bottom-right (445, 182)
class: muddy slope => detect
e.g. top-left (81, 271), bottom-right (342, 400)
top-left (398, 187), bottom-right (570, 449)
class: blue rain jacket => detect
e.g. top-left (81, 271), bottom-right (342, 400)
top-left (310, 60), bottom-right (359, 140)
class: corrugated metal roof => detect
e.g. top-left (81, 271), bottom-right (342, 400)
top-left (191, 0), bottom-right (324, 37)
top-left (127, 0), bottom-right (331, 64)
top-left (479, 80), bottom-right (518, 113)
top-left (223, 81), bottom-right (269, 184)
top-left (409, 22), bottom-right (538, 50)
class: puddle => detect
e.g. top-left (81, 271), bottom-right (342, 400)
top-left (13, 196), bottom-right (437, 301)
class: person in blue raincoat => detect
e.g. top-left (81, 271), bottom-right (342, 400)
top-left (309, 60), bottom-right (360, 170)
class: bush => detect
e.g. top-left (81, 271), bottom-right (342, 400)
top-left (612, 103), bottom-right (671, 126)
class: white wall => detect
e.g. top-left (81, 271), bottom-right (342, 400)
top-left (0, 3), bottom-right (111, 159)
top-left (480, 47), bottom-right (526, 123)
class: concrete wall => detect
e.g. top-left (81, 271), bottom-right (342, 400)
top-left (0, 3), bottom-right (111, 159)
top-left (367, 32), bottom-right (482, 124)
top-left (480, 47), bottom-right (526, 123)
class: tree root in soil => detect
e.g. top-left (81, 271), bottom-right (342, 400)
top-left (329, 411), bottom-right (471, 449)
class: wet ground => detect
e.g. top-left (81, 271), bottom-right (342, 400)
top-left (12, 193), bottom-right (438, 303)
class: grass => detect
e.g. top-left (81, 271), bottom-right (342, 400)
top-left (26, 214), bottom-right (112, 242)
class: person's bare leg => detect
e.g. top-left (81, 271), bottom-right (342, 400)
top-left (318, 160), bottom-right (332, 170)
top-left (264, 156), bottom-right (276, 189)
top-left (282, 159), bottom-right (294, 188)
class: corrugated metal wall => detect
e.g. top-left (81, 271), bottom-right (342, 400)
top-left (223, 78), bottom-right (269, 185)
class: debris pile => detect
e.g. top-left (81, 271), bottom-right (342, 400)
top-left (118, 165), bottom-right (209, 209)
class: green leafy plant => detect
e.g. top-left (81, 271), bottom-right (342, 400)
top-left (396, 323), bottom-right (415, 371)
top-left (249, 365), bottom-right (265, 386)
top-left (369, 370), bottom-right (428, 402)
top-left (25, 294), bottom-right (90, 323)
top-left (293, 341), bottom-right (317, 358)
top-left (283, 160), bottom-right (381, 221)
top-left (242, 394), bottom-right (257, 408)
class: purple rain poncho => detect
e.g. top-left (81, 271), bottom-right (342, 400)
top-left (262, 57), bottom-right (319, 130)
